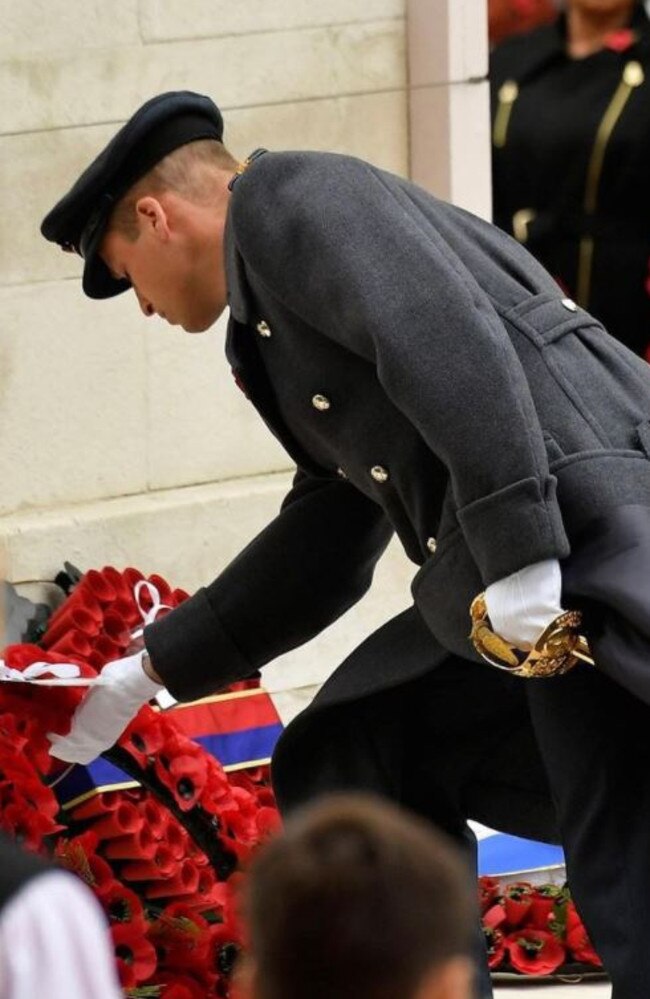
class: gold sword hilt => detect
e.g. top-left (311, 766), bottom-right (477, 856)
top-left (469, 593), bottom-right (594, 678)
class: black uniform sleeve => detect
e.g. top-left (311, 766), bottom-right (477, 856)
top-left (231, 153), bottom-right (569, 586)
top-left (144, 471), bottom-right (392, 701)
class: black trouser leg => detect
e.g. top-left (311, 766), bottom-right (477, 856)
top-left (273, 641), bottom-right (558, 999)
top-left (528, 664), bottom-right (650, 999)
top-left (274, 679), bottom-right (493, 999)
top-left (403, 659), bottom-right (559, 999)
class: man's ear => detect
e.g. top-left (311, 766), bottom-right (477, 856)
top-left (415, 956), bottom-right (473, 999)
top-left (134, 196), bottom-right (170, 242)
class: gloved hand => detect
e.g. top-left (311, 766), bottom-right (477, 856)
top-left (48, 651), bottom-right (163, 765)
top-left (484, 558), bottom-right (564, 649)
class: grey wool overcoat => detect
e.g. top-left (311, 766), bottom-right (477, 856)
top-left (146, 150), bottom-right (650, 718)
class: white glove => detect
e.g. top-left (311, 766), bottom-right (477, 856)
top-left (484, 559), bottom-right (564, 649)
top-left (48, 651), bottom-right (163, 765)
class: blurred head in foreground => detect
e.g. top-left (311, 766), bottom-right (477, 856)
top-left (238, 794), bottom-right (474, 999)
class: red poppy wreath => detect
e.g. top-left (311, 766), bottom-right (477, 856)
top-left (0, 563), bottom-right (281, 997)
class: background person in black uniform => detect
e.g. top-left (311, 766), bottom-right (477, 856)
top-left (491, 0), bottom-right (650, 356)
top-left (39, 92), bottom-right (650, 998)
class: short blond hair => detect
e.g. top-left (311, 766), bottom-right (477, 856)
top-left (108, 138), bottom-right (239, 240)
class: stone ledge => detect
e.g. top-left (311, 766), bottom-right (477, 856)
top-left (0, 472), bottom-right (293, 586)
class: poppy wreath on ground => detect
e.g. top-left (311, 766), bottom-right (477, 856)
top-left (480, 876), bottom-right (606, 980)
top-left (0, 564), bottom-right (282, 997)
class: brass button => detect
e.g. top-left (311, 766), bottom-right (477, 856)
top-left (426, 537), bottom-right (437, 554)
top-left (561, 298), bottom-right (577, 312)
top-left (512, 208), bottom-right (536, 244)
top-left (312, 394), bottom-right (331, 412)
top-left (624, 61), bottom-right (644, 88)
top-left (336, 466), bottom-right (347, 479)
top-left (256, 320), bottom-right (272, 337)
top-left (499, 80), bottom-right (519, 104)
top-left (370, 465), bottom-right (389, 483)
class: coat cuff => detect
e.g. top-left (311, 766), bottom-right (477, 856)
top-left (457, 475), bottom-right (569, 586)
top-left (143, 588), bottom-right (251, 702)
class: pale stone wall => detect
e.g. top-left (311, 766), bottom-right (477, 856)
top-left (408, 0), bottom-right (491, 218)
top-left (0, 0), bottom-right (489, 722)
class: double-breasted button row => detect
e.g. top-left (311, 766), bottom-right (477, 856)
top-left (254, 318), bottom-right (397, 495)
top-left (254, 313), bottom-right (435, 559)
top-left (370, 465), bottom-right (389, 483)
top-left (335, 465), bottom-right (391, 483)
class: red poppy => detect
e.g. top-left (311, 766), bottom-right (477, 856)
top-left (484, 926), bottom-right (506, 970)
top-left (255, 806), bottom-right (281, 837)
top-left (111, 920), bottom-right (157, 983)
top-left (115, 957), bottom-right (136, 991)
top-left (0, 800), bottom-right (62, 851)
top-left (184, 868), bottom-right (228, 914)
top-left (165, 817), bottom-right (189, 859)
top-left (503, 882), bottom-right (533, 926)
top-left (120, 707), bottom-right (165, 767)
top-left (147, 904), bottom-right (212, 973)
top-left (604, 28), bottom-right (636, 52)
top-left (483, 901), bottom-right (507, 930)
top-left (254, 784), bottom-right (276, 808)
top-left (478, 875), bottom-right (500, 914)
top-left (198, 770), bottom-right (234, 815)
top-left (140, 797), bottom-right (168, 840)
top-left (120, 843), bottom-right (176, 881)
top-left (97, 879), bottom-right (146, 928)
top-left (90, 801), bottom-right (143, 841)
top-left (529, 884), bottom-right (564, 930)
top-left (18, 775), bottom-right (60, 821)
top-left (71, 791), bottom-right (122, 821)
top-left (184, 837), bottom-right (210, 867)
top-left (145, 859), bottom-right (200, 900)
top-left (155, 751), bottom-right (209, 811)
top-left (566, 902), bottom-right (603, 967)
top-left (0, 714), bottom-right (29, 755)
top-left (0, 750), bottom-right (46, 795)
top-left (82, 569), bottom-right (117, 606)
top-left (41, 606), bottom-right (99, 648)
top-left (103, 825), bottom-right (157, 861)
top-left (18, 724), bottom-right (53, 774)
top-left (506, 928), bottom-right (566, 975)
top-left (220, 786), bottom-right (261, 844)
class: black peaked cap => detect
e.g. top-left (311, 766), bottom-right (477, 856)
top-left (41, 91), bottom-right (224, 299)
